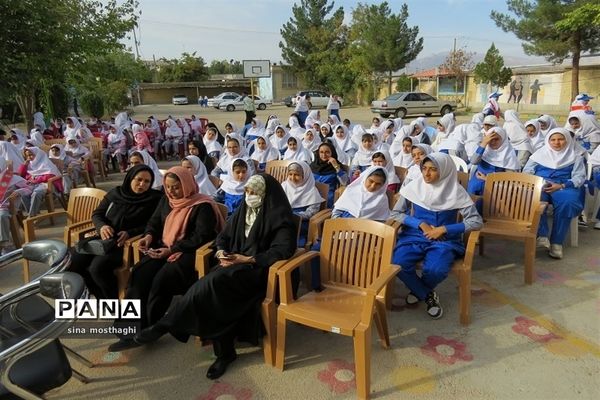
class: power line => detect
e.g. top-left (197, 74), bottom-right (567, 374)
top-left (140, 19), bottom-right (280, 35)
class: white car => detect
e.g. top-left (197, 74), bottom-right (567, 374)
top-left (218, 95), bottom-right (271, 112)
top-left (291, 90), bottom-right (343, 108)
top-left (207, 92), bottom-right (241, 108)
top-left (171, 94), bottom-right (189, 105)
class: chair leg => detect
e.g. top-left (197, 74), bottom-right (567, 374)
top-left (568, 217), bottom-right (578, 247)
top-left (71, 368), bottom-right (90, 384)
top-left (46, 193), bottom-right (55, 226)
top-left (353, 325), bottom-right (371, 400)
top-left (63, 345), bottom-right (95, 368)
top-left (275, 311), bottom-right (287, 371)
top-left (458, 267), bottom-right (471, 326)
top-left (261, 301), bottom-right (277, 366)
top-left (524, 238), bottom-right (536, 285)
top-left (374, 300), bottom-right (390, 348)
top-left (22, 259), bottom-right (30, 283)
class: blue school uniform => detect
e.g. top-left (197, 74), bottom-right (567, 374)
top-left (467, 159), bottom-right (506, 195)
top-left (313, 172), bottom-right (345, 208)
top-left (393, 205), bottom-right (466, 301)
top-left (224, 192), bottom-right (244, 216)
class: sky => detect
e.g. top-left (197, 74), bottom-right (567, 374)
top-left (126, 0), bottom-right (544, 70)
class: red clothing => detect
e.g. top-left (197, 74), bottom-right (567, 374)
top-left (18, 164), bottom-right (64, 192)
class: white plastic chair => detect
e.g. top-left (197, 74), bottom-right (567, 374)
top-left (449, 154), bottom-right (469, 172)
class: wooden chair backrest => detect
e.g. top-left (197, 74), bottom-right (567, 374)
top-left (482, 172), bottom-right (544, 223)
top-left (265, 160), bottom-right (293, 184)
top-left (334, 185), bottom-right (345, 203)
top-left (216, 203), bottom-right (228, 220)
top-left (45, 138), bottom-right (65, 147)
top-left (457, 171), bottom-right (469, 190)
top-left (67, 188), bottom-right (107, 224)
top-left (87, 138), bottom-right (103, 158)
top-left (315, 182), bottom-right (329, 210)
top-left (319, 219), bottom-right (396, 289)
top-left (39, 144), bottom-right (51, 154)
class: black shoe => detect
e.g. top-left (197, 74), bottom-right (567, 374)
top-left (108, 338), bottom-right (141, 352)
top-left (206, 354), bottom-right (237, 380)
top-left (405, 292), bottom-right (420, 305)
top-left (425, 291), bottom-right (443, 319)
top-left (134, 324), bottom-right (168, 345)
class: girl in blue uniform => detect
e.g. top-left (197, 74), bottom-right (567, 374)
top-left (467, 126), bottom-right (520, 197)
top-left (250, 136), bottom-right (279, 173)
top-left (215, 158), bottom-right (250, 216)
top-left (331, 166), bottom-right (390, 221)
top-left (310, 142), bottom-right (348, 208)
top-left (392, 153), bottom-right (482, 319)
top-left (523, 128), bottom-right (586, 259)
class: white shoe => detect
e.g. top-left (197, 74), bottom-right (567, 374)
top-left (594, 221), bottom-right (600, 230)
top-left (549, 244), bottom-right (563, 259)
top-left (536, 237), bottom-right (550, 249)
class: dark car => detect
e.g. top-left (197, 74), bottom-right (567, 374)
top-left (283, 95), bottom-right (294, 107)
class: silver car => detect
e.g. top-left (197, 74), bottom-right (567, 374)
top-left (218, 95), bottom-right (271, 112)
top-left (171, 94), bottom-right (189, 105)
top-left (371, 92), bottom-right (456, 118)
top-left (207, 92), bottom-right (241, 108)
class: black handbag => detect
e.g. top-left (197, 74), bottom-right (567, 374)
top-left (75, 236), bottom-right (117, 256)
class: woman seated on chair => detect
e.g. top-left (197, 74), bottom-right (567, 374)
top-left (64, 138), bottom-right (92, 187)
top-left (523, 128), bottom-right (586, 259)
top-left (392, 152), bottom-right (482, 319)
top-left (69, 165), bottom-right (163, 299)
top-left (18, 147), bottom-right (63, 217)
top-left (467, 126), bottom-right (520, 197)
top-left (128, 150), bottom-right (163, 190)
top-left (282, 162), bottom-right (324, 248)
top-left (0, 159), bottom-right (32, 254)
top-left (133, 174), bottom-right (296, 380)
top-left (109, 166), bottom-right (225, 352)
top-left (310, 142), bottom-right (348, 208)
top-left (182, 155), bottom-right (217, 196)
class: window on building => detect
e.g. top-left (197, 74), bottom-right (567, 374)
top-left (282, 71), bottom-right (298, 89)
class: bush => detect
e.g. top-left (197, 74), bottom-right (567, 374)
top-left (103, 81), bottom-right (130, 114)
top-left (80, 92), bottom-right (105, 118)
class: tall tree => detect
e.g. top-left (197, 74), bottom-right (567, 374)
top-left (157, 52), bottom-right (209, 82)
top-left (350, 2), bottom-right (423, 95)
top-left (473, 44), bottom-right (513, 92)
top-left (208, 59), bottom-right (244, 75)
top-left (0, 0), bottom-right (138, 128)
top-left (440, 44), bottom-right (474, 96)
top-left (279, 0), bottom-right (350, 91)
top-left (491, 0), bottom-right (600, 100)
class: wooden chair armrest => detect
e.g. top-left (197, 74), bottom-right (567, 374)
top-left (530, 201), bottom-right (548, 233)
top-left (461, 230), bottom-right (480, 270)
top-left (195, 241), bottom-right (215, 278)
top-left (23, 211), bottom-right (68, 242)
top-left (305, 209), bottom-right (332, 250)
top-left (470, 194), bottom-right (483, 203)
top-left (46, 175), bottom-right (62, 192)
top-left (276, 251), bottom-right (320, 304)
top-left (366, 265), bottom-right (401, 295)
top-left (66, 219), bottom-right (94, 232)
top-left (264, 248), bottom-right (305, 303)
top-left (122, 234), bottom-right (144, 268)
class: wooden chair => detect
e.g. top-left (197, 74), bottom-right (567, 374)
top-left (478, 172), bottom-right (546, 284)
top-left (274, 219), bottom-right (399, 400)
top-left (394, 166), bottom-right (408, 184)
top-left (315, 182), bottom-right (329, 211)
top-left (457, 171), bottom-right (469, 190)
top-left (86, 137), bottom-right (105, 181)
top-left (7, 197), bottom-right (23, 250)
top-left (44, 138), bottom-right (65, 147)
top-left (21, 187), bottom-right (106, 283)
top-left (265, 160), bottom-right (293, 184)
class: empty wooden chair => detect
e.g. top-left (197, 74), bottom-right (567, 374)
top-left (478, 172), bottom-right (546, 284)
top-left (275, 219), bottom-right (399, 400)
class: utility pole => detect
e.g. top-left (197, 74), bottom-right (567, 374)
top-left (132, 26), bottom-right (141, 60)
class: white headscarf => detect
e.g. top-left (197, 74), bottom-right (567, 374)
top-left (10, 129), bottom-right (27, 150)
top-left (481, 127), bottom-right (520, 170)
top-left (400, 152), bottom-right (474, 212)
top-left (404, 144), bottom-right (433, 183)
top-left (184, 155), bottom-right (217, 196)
top-left (432, 113), bottom-right (457, 150)
top-left (331, 124), bottom-right (354, 153)
top-left (537, 114), bottom-right (557, 137)
top-left (164, 119), bottom-right (182, 138)
top-left (177, 118), bottom-right (191, 135)
top-left (525, 119), bottom-right (544, 152)
top-left (251, 137), bottom-right (280, 164)
top-left (0, 141), bottom-right (24, 172)
top-left (33, 112), bottom-right (46, 130)
top-left (114, 112), bottom-right (131, 131)
top-left (63, 117), bottom-right (81, 138)
top-left (503, 110), bottom-right (533, 152)
top-left (589, 145), bottom-right (600, 167)
top-left (265, 118), bottom-right (280, 138)
top-left (132, 150), bottom-right (163, 189)
top-left (269, 125), bottom-right (291, 151)
top-left (281, 162), bottom-right (324, 208)
top-left (216, 137), bottom-right (248, 173)
top-left (49, 144), bottom-right (67, 161)
top-left (566, 111), bottom-right (600, 143)
top-left (220, 158), bottom-right (250, 195)
top-left (65, 138), bottom-right (90, 158)
top-left (203, 130), bottom-right (223, 155)
top-left (351, 124), bottom-right (368, 147)
top-left (529, 128), bottom-right (580, 170)
top-left (247, 119), bottom-right (266, 139)
top-left (289, 115), bottom-right (305, 139)
top-left (28, 128), bottom-right (45, 147)
top-left (302, 128), bottom-right (322, 152)
top-left (0, 158), bottom-right (26, 188)
top-left (283, 138), bottom-right (313, 162)
top-left (353, 138), bottom-right (376, 166)
top-left (373, 150), bottom-right (400, 185)
top-left (334, 166), bottom-right (390, 220)
top-left (392, 137), bottom-right (414, 168)
top-left (25, 147), bottom-right (61, 176)
top-left (305, 110), bottom-right (321, 129)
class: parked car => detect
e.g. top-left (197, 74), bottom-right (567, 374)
top-left (370, 92), bottom-right (456, 118)
top-left (172, 94), bottom-right (189, 105)
top-left (218, 95), bottom-right (272, 112)
top-left (291, 90), bottom-right (343, 108)
top-left (283, 95), bottom-right (294, 107)
top-left (207, 92), bottom-right (241, 108)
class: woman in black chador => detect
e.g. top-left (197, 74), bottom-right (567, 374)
top-left (134, 173), bottom-right (297, 380)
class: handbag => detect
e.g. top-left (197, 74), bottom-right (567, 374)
top-left (75, 236), bottom-right (117, 256)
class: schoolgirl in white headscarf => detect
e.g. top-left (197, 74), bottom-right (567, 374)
top-left (288, 114), bottom-right (305, 140)
top-left (282, 161), bottom-right (324, 213)
top-left (331, 124), bottom-right (356, 159)
top-left (432, 113), bottom-right (458, 152)
top-left (283, 137), bottom-right (312, 163)
top-left (525, 119), bottom-right (544, 152)
top-left (392, 136), bottom-right (415, 168)
top-left (265, 117), bottom-right (280, 138)
top-left (524, 128), bottom-right (586, 257)
top-left (332, 165), bottom-right (390, 221)
top-left (503, 110), bottom-right (533, 167)
top-left (9, 129), bottom-right (27, 151)
top-left (212, 137), bottom-right (253, 179)
top-left (371, 150), bottom-right (401, 190)
top-left (28, 127), bottom-right (45, 147)
top-left (217, 158), bottom-right (252, 215)
top-left (63, 117), bottom-right (81, 138)
top-left (269, 125), bottom-right (291, 156)
top-left (302, 128), bottom-right (322, 152)
top-left (246, 118), bottom-right (266, 143)
top-left (32, 112), bottom-right (46, 130)
top-left (182, 155), bottom-right (217, 196)
top-left (203, 127), bottom-right (223, 158)
top-left (403, 143), bottom-right (433, 187)
top-left (537, 114), bottom-right (557, 137)
top-left (304, 110), bottom-right (321, 129)
top-left (566, 111), bottom-right (600, 151)
top-left (250, 136), bottom-right (279, 171)
top-left (0, 142), bottom-right (24, 172)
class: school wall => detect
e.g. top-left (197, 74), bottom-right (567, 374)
top-left (269, 65), bottom-right (304, 102)
top-left (136, 82), bottom-right (251, 105)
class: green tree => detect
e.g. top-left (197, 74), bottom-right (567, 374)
top-left (491, 0), bottom-right (600, 100)
top-left (279, 0), bottom-right (351, 92)
top-left (208, 59), bottom-right (244, 75)
top-left (440, 45), bottom-right (474, 93)
top-left (157, 52), bottom-right (209, 82)
top-left (395, 74), bottom-right (412, 92)
top-left (473, 43), bottom-right (513, 92)
top-left (0, 0), bottom-right (138, 129)
top-left (350, 2), bottom-right (423, 95)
